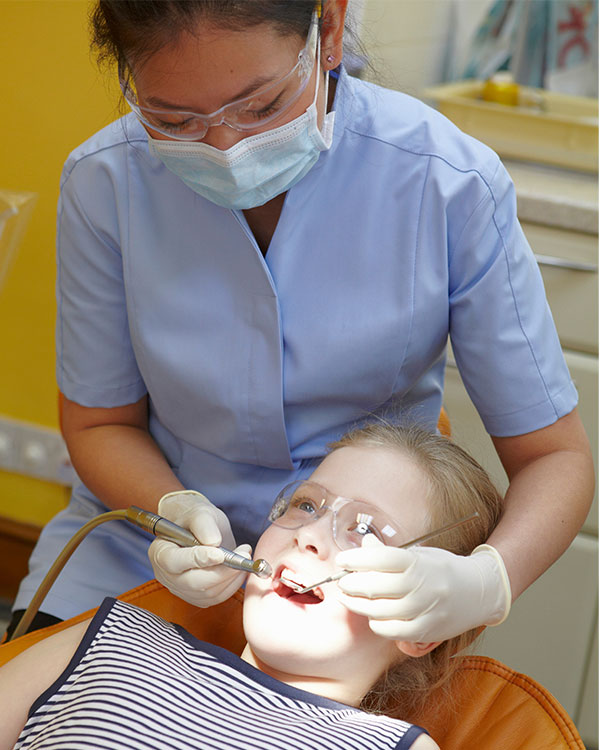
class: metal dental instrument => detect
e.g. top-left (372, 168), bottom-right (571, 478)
top-left (290, 512), bottom-right (479, 594)
top-left (126, 506), bottom-right (273, 578)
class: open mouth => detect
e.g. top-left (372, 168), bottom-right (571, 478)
top-left (274, 566), bottom-right (324, 605)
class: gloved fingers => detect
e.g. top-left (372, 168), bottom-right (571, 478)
top-left (232, 543), bottom-right (253, 560)
top-left (335, 540), bottom-right (416, 573)
top-left (154, 571), bottom-right (247, 608)
top-left (334, 591), bottom-right (437, 641)
top-left (157, 491), bottom-right (236, 549)
top-left (337, 591), bottom-right (417, 619)
top-left (149, 538), bottom-right (226, 575)
top-left (158, 490), bottom-right (211, 518)
top-left (337, 571), bottom-right (409, 599)
top-left (368, 616), bottom-right (432, 642)
top-left (173, 566), bottom-right (246, 594)
top-left (340, 580), bottom-right (444, 620)
top-left (177, 544), bottom-right (250, 603)
top-left (187, 506), bottom-right (225, 546)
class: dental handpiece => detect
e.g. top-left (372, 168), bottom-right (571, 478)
top-left (126, 506), bottom-right (273, 579)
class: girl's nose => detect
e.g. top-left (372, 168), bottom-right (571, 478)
top-left (294, 514), bottom-right (333, 559)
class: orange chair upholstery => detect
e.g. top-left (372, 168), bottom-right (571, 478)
top-left (0, 580), bottom-right (584, 750)
top-left (437, 406), bottom-right (451, 437)
top-left (416, 655), bottom-right (585, 749)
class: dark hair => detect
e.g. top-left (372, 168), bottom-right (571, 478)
top-left (90, 1), bottom-right (318, 77)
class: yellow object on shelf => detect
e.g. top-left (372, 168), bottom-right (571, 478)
top-left (482, 74), bottom-right (520, 107)
top-left (423, 80), bottom-right (598, 174)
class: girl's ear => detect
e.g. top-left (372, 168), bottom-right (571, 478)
top-left (394, 641), bottom-right (441, 657)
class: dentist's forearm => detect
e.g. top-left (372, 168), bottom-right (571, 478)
top-left (489, 408), bottom-right (594, 600)
top-left (60, 393), bottom-right (184, 512)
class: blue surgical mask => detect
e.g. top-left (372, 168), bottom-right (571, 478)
top-left (147, 54), bottom-right (335, 210)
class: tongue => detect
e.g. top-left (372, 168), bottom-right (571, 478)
top-left (289, 591), bottom-right (321, 605)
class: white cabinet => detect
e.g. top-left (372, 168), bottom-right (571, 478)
top-left (524, 221), bottom-right (598, 355)
top-left (443, 162), bottom-right (598, 746)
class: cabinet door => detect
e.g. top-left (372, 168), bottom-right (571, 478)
top-left (443, 348), bottom-right (598, 534)
top-left (522, 221), bottom-right (598, 355)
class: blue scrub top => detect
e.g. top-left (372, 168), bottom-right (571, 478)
top-left (16, 67), bottom-right (576, 618)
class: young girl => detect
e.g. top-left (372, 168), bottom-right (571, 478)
top-left (1, 422), bottom-right (503, 749)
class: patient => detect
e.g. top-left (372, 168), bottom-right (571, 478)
top-left (0, 421), bottom-right (502, 749)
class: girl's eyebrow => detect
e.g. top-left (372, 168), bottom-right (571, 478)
top-left (145, 74), bottom-right (280, 111)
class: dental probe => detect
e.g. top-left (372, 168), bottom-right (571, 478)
top-left (289, 512), bottom-right (479, 594)
top-left (126, 506), bottom-right (273, 579)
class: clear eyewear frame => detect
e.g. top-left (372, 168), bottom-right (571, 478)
top-left (119, 12), bottom-right (320, 141)
top-left (267, 480), bottom-right (407, 551)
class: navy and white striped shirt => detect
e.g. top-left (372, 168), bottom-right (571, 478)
top-left (16, 598), bottom-right (426, 749)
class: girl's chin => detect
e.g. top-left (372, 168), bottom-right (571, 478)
top-left (246, 640), bottom-right (347, 679)
top-left (245, 603), bottom-right (360, 662)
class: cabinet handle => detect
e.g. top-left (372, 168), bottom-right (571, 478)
top-left (534, 253), bottom-right (598, 273)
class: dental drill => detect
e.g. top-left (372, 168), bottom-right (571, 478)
top-left (126, 506), bottom-right (273, 579)
top-left (7, 506), bottom-right (271, 642)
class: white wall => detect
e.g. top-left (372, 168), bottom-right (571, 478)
top-left (355, 0), bottom-right (493, 95)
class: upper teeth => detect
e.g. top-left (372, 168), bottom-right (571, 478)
top-left (280, 568), bottom-right (304, 591)
top-left (278, 568), bottom-right (325, 600)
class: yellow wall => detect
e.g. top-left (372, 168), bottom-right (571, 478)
top-left (0, 1), bottom-right (118, 524)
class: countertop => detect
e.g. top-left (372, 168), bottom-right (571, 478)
top-left (504, 159), bottom-right (598, 235)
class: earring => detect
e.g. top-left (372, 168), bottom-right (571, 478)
top-left (326, 54), bottom-right (335, 63)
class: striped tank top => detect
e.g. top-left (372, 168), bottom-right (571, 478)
top-left (15, 598), bottom-right (426, 749)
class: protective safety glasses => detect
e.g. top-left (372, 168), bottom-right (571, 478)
top-left (267, 480), bottom-right (407, 551)
top-left (119, 12), bottom-right (319, 141)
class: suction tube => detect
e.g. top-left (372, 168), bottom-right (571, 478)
top-left (8, 509), bottom-right (129, 641)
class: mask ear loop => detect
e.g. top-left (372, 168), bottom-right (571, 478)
top-left (312, 34), bottom-right (332, 121)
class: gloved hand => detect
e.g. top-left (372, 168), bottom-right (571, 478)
top-left (148, 490), bottom-right (250, 608)
top-left (335, 535), bottom-right (511, 643)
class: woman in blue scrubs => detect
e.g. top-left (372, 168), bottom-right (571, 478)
top-left (8, 0), bottom-right (594, 644)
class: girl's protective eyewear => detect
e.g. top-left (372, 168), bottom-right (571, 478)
top-left (267, 480), bottom-right (408, 551)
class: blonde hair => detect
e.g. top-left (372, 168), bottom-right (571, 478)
top-left (328, 419), bottom-right (503, 721)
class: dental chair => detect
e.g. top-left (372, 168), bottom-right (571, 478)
top-left (0, 579), bottom-right (585, 749)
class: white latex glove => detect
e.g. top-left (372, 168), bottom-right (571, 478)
top-left (148, 490), bottom-right (251, 608)
top-left (335, 535), bottom-right (511, 643)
